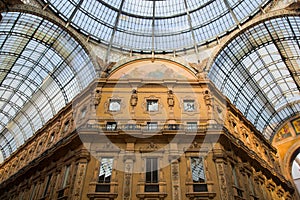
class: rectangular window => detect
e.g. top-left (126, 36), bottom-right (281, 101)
top-left (147, 122), bottom-right (158, 130)
top-left (80, 107), bottom-right (87, 119)
top-left (147, 100), bottom-right (158, 111)
top-left (106, 122), bottom-right (117, 131)
top-left (232, 164), bottom-right (243, 197)
top-left (96, 158), bottom-right (113, 192)
top-left (49, 132), bottom-right (55, 143)
top-left (109, 99), bottom-right (121, 111)
top-left (63, 121), bottom-right (69, 133)
top-left (191, 157), bottom-right (208, 192)
top-left (98, 158), bottom-right (113, 183)
top-left (145, 158), bottom-right (159, 192)
top-left (184, 100), bottom-right (195, 111)
top-left (187, 122), bottom-right (197, 131)
top-left (43, 174), bottom-right (52, 197)
top-left (62, 165), bottom-right (70, 188)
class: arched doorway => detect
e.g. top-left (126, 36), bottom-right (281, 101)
top-left (291, 150), bottom-right (300, 195)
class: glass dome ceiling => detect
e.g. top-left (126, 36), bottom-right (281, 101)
top-left (209, 15), bottom-right (300, 140)
top-left (0, 12), bottom-right (96, 161)
top-left (42, 0), bottom-right (270, 53)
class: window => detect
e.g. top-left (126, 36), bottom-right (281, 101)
top-left (191, 157), bottom-right (208, 192)
top-left (43, 174), bottom-right (52, 197)
top-left (80, 107), bottom-right (87, 119)
top-left (184, 100), bottom-right (195, 112)
top-left (145, 158), bottom-right (159, 192)
top-left (96, 158), bottom-right (113, 192)
top-left (187, 122), bottom-right (197, 131)
top-left (63, 121), bottom-right (69, 133)
top-left (109, 99), bottom-right (121, 111)
top-left (49, 132), bottom-right (55, 143)
top-left (58, 165), bottom-right (70, 198)
top-left (232, 164), bottom-right (243, 197)
top-left (147, 100), bottom-right (158, 112)
top-left (62, 165), bottom-right (70, 188)
top-left (106, 122), bottom-right (117, 131)
top-left (147, 122), bottom-right (158, 130)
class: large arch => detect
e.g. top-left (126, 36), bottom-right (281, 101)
top-left (208, 12), bottom-right (300, 140)
top-left (0, 7), bottom-right (97, 161)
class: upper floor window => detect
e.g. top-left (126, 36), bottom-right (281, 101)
top-left (109, 99), bottom-right (121, 112)
top-left (43, 174), bottom-right (52, 197)
top-left (96, 158), bottom-right (114, 192)
top-left (232, 163), bottom-right (243, 197)
top-left (147, 122), bottom-right (158, 130)
top-left (147, 100), bottom-right (158, 112)
top-left (106, 122), bottom-right (117, 131)
top-left (98, 158), bottom-right (113, 183)
top-left (187, 122), bottom-right (197, 131)
top-left (63, 120), bottom-right (70, 133)
top-left (184, 100), bottom-right (195, 112)
top-left (80, 107), bottom-right (87, 119)
top-left (191, 157), bottom-right (207, 192)
top-left (145, 158), bottom-right (159, 192)
top-left (49, 132), bottom-right (55, 143)
top-left (62, 165), bottom-right (70, 188)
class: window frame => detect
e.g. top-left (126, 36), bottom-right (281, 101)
top-left (186, 122), bottom-right (197, 131)
top-left (190, 157), bottom-right (208, 192)
top-left (106, 122), bottom-right (117, 131)
top-left (108, 99), bottom-right (121, 112)
top-left (183, 100), bottom-right (196, 112)
top-left (146, 99), bottom-right (159, 112)
top-left (145, 157), bottom-right (159, 192)
top-left (147, 122), bottom-right (158, 131)
top-left (96, 157), bottom-right (114, 192)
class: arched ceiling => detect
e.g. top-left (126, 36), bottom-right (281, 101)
top-left (209, 15), bottom-right (300, 140)
top-left (41, 0), bottom-right (270, 54)
top-left (0, 11), bottom-right (96, 160)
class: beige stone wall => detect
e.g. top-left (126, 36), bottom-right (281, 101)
top-left (0, 59), bottom-right (296, 200)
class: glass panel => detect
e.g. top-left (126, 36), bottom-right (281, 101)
top-left (147, 122), bottom-right (158, 130)
top-left (184, 100), bottom-right (195, 112)
top-left (146, 158), bottom-right (158, 183)
top-left (40, 0), bottom-right (269, 52)
top-left (147, 100), bottom-right (158, 112)
top-left (109, 99), bottom-right (121, 111)
top-left (191, 157), bottom-right (205, 183)
top-left (209, 16), bottom-right (300, 139)
top-left (187, 122), bottom-right (197, 131)
top-left (99, 158), bottom-right (113, 183)
top-left (62, 165), bottom-right (70, 188)
top-left (0, 12), bottom-right (96, 160)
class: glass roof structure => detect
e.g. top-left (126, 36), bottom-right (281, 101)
top-left (41, 0), bottom-right (269, 53)
top-left (209, 15), bottom-right (300, 140)
top-left (0, 12), bottom-right (96, 160)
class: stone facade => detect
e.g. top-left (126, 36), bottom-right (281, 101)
top-left (0, 59), bottom-right (296, 200)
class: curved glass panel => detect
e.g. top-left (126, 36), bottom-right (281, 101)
top-left (209, 16), bottom-right (300, 140)
top-left (42, 0), bottom-right (269, 53)
top-left (0, 12), bottom-right (96, 160)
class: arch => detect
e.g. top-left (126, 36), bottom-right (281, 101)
top-left (208, 12), bottom-right (300, 140)
top-left (0, 9), bottom-right (97, 160)
top-left (283, 142), bottom-right (300, 182)
top-left (108, 56), bottom-right (198, 80)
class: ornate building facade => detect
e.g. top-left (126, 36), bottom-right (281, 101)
top-left (1, 0), bottom-right (300, 199)
top-left (0, 59), bottom-right (296, 199)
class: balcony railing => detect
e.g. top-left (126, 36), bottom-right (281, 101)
top-left (82, 123), bottom-right (223, 133)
